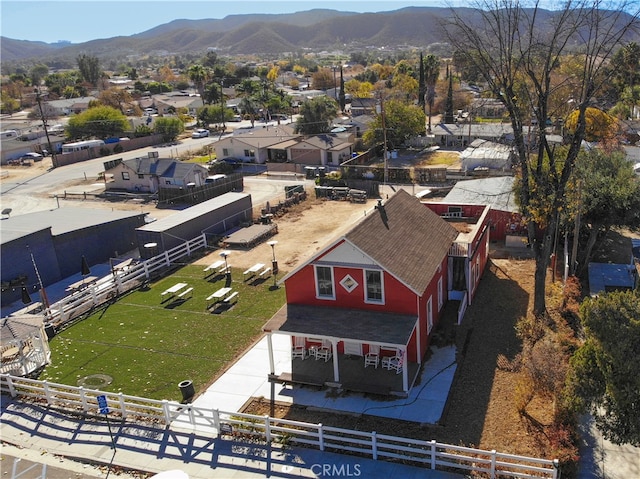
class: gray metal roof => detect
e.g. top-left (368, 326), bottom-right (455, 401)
top-left (443, 176), bottom-right (518, 213)
top-left (1, 208), bottom-right (144, 244)
top-left (137, 192), bottom-right (250, 233)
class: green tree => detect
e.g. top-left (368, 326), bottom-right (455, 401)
top-left (610, 42), bottom-right (640, 92)
top-left (30, 64), bottom-right (49, 87)
top-left (363, 99), bottom-right (426, 150)
top-left (424, 54), bottom-right (440, 133)
top-left (339, 66), bottom-right (346, 112)
top-left (66, 106), bottom-right (129, 140)
top-left (295, 96), bottom-right (338, 135)
top-left (566, 290), bottom-right (640, 446)
top-left (573, 149), bottom-right (640, 272)
top-left (154, 117), bottom-right (184, 142)
top-left (418, 52), bottom-right (426, 109)
top-left (197, 105), bottom-right (232, 128)
top-left (446, 0), bottom-right (638, 316)
top-left (188, 64), bottom-right (209, 100)
top-left (77, 54), bottom-right (101, 86)
top-left (239, 97), bottom-right (259, 127)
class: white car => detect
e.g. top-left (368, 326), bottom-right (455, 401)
top-left (191, 129), bottom-right (210, 138)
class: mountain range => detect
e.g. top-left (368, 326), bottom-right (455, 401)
top-left (1, 7), bottom-right (473, 62)
top-left (1, 7), bottom-right (637, 63)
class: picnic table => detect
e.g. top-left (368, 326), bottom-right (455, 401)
top-left (204, 260), bottom-right (225, 275)
top-left (206, 287), bottom-right (232, 303)
top-left (243, 263), bottom-right (265, 281)
top-left (65, 276), bottom-right (98, 292)
top-left (161, 282), bottom-right (188, 302)
top-left (205, 287), bottom-right (239, 309)
top-left (1, 346), bottom-right (20, 362)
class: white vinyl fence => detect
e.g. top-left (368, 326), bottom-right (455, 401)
top-left (0, 374), bottom-right (559, 479)
top-left (43, 234), bottom-right (207, 331)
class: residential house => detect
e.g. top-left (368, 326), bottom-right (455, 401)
top-left (37, 96), bottom-right (97, 117)
top-left (349, 98), bottom-right (378, 117)
top-left (215, 125), bottom-right (299, 164)
top-left (459, 139), bottom-right (516, 172)
top-left (263, 190), bottom-right (490, 396)
top-left (429, 176), bottom-right (523, 243)
top-left (431, 122), bottom-right (516, 148)
top-left (288, 133), bottom-right (353, 166)
top-left (103, 153), bottom-right (209, 193)
top-left (153, 92), bottom-right (203, 116)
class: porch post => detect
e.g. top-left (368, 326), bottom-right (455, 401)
top-left (402, 347), bottom-right (409, 392)
top-left (331, 340), bottom-right (339, 383)
top-left (266, 332), bottom-right (275, 375)
top-left (415, 318), bottom-right (422, 364)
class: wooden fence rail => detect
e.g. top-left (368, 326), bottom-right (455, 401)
top-left (0, 374), bottom-right (558, 479)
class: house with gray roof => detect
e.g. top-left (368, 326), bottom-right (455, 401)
top-left (263, 190), bottom-right (466, 396)
top-left (214, 125), bottom-right (300, 164)
top-left (288, 133), bottom-right (353, 166)
top-left (104, 153), bottom-right (209, 193)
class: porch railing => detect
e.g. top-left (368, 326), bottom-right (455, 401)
top-left (0, 374), bottom-right (558, 479)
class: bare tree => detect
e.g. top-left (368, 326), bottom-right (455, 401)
top-left (445, 0), bottom-right (639, 316)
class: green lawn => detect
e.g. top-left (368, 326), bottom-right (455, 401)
top-left (40, 264), bottom-right (286, 402)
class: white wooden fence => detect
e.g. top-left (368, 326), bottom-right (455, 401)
top-left (42, 234), bottom-right (207, 331)
top-left (0, 374), bottom-right (559, 479)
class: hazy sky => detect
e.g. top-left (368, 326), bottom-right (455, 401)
top-left (2, 1), bottom-right (459, 44)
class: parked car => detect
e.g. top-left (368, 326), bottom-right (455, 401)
top-left (191, 129), bottom-right (210, 138)
top-left (20, 152), bottom-right (43, 162)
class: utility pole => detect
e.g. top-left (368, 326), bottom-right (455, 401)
top-left (34, 88), bottom-right (58, 168)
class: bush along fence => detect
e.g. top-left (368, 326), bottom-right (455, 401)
top-left (0, 374), bottom-right (559, 479)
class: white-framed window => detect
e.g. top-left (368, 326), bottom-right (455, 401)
top-left (121, 172), bottom-right (130, 180)
top-left (365, 269), bottom-right (383, 303)
top-left (438, 277), bottom-right (443, 311)
top-left (315, 265), bottom-right (334, 299)
top-left (426, 296), bottom-right (434, 334)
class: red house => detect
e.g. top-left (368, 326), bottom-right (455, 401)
top-left (263, 189), bottom-right (490, 395)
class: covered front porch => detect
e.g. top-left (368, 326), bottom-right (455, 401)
top-left (263, 304), bottom-right (423, 397)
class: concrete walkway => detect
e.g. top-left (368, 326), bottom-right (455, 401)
top-left (187, 334), bottom-right (457, 432)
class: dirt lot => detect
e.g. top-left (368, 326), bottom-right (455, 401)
top-left (193, 195), bottom-right (378, 272)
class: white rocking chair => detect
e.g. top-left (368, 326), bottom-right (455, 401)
top-left (292, 336), bottom-right (307, 360)
top-left (364, 345), bottom-right (380, 368)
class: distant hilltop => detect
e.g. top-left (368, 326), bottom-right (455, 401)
top-left (2, 7), bottom-right (638, 62)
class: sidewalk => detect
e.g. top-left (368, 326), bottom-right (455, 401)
top-left (0, 398), bottom-right (462, 478)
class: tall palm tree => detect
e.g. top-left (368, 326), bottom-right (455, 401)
top-left (188, 64), bottom-right (208, 100)
top-left (424, 54), bottom-right (440, 133)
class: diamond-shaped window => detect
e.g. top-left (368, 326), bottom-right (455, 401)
top-left (340, 274), bottom-right (359, 293)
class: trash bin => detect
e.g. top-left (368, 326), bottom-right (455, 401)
top-left (178, 380), bottom-right (195, 402)
top-left (44, 323), bottom-right (56, 340)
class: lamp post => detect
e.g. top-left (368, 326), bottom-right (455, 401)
top-left (267, 240), bottom-right (278, 289)
top-left (219, 250), bottom-right (231, 278)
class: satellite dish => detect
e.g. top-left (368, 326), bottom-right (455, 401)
top-left (1, 208), bottom-right (12, 218)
